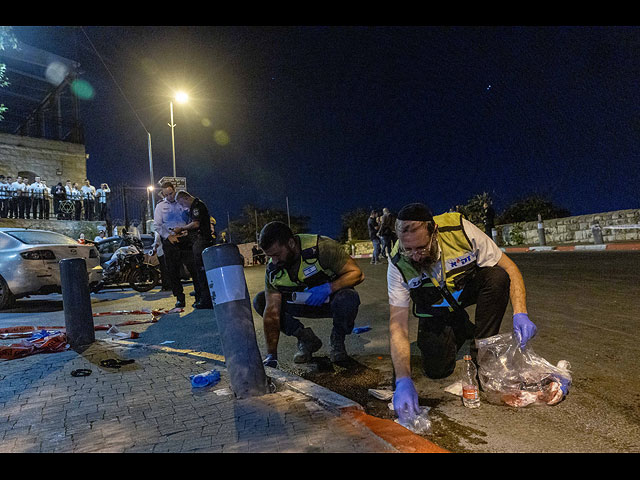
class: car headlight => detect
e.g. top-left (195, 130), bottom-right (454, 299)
top-left (21, 250), bottom-right (56, 260)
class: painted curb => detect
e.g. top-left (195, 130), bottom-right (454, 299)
top-left (351, 243), bottom-right (640, 258)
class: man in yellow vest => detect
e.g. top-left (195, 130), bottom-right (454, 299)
top-left (252, 221), bottom-right (365, 367)
top-left (388, 203), bottom-right (537, 422)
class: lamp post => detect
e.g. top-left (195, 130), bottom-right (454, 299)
top-left (169, 91), bottom-right (189, 178)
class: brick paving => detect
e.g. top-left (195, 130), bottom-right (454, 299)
top-left (0, 340), bottom-right (397, 453)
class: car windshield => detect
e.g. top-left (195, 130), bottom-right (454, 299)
top-left (5, 231), bottom-right (78, 245)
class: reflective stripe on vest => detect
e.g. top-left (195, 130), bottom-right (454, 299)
top-left (391, 212), bottom-right (477, 317)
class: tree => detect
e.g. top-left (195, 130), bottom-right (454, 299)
top-left (0, 26), bottom-right (18, 122)
top-left (226, 204), bottom-right (310, 244)
top-left (459, 192), bottom-right (492, 228)
top-left (497, 195), bottom-right (571, 224)
top-left (338, 207), bottom-right (371, 243)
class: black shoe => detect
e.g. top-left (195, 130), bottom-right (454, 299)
top-left (292, 327), bottom-right (322, 363)
top-left (194, 301), bottom-right (213, 309)
top-left (175, 295), bottom-right (186, 308)
top-left (263, 354), bottom-right (278, 368)
top-left (329, 330), bottom-right (349, 363)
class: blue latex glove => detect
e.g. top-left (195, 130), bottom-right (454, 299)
top-left (513, 313), bottom-right (537, 349)
top-left (393, 377), bottom-right (420, 423)
top-left (189, 370), bottom-right (220, 388)
top-left (305, 283), bottom-right (332, 306)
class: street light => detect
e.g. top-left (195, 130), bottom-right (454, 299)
top-left (147, 186), bottom-right (154, 219)
top-left (169, 91), bottom-right (189, 178)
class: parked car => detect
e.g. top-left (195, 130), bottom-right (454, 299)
top-left (0, 228), bottom-right (102, 310)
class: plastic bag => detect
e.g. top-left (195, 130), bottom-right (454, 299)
top-left (388, 403), bottom-right (433, 435)
top-left (476, 333), bottom-right (572, 407)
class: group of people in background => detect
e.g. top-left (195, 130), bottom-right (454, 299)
top-left (0, 175), bottom-right (110, 221)
top-left (367, 207), bottom-right (397, 264)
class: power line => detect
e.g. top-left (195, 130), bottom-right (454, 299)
top-left (79, 26), bottom-right (149, 135)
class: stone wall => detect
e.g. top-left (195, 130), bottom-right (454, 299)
top-left (0, 132), bottom-right (87, 185)
top-left (499, 208), bottom-right (640, 246)
top-left (341, 208), bottom-right (640, 254)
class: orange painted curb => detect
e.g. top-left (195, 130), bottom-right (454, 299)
top-left (344, 410), bottom-right (449, 453)
top-left (606, 242), bottom-right (640, 250)
top-left (504, 247), bottom-right (530, 253)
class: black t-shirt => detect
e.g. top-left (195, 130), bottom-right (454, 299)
top-left (189, 198), bottom-right (212, 240)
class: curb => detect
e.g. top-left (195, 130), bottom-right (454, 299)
top-left (501, 242), bottom-right (640, 253)
top-left (351, 243), bottom-right (640, 258)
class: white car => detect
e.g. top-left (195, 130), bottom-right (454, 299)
top-left (0, 228), bottom-right (102, 310)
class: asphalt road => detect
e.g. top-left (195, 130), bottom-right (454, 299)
top-left (2, 250), bottom-right (639, 452)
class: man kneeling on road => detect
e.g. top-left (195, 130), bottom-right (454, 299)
top-left (253, 221), bottom-right (364, 368)
top-left (388, 203), bottom-right (538, 422)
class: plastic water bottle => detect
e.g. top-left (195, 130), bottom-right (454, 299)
top-left (462, 355), bottom-right (480, 408)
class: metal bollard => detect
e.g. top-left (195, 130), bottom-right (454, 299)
top-left (537, 214), bottom-right (546, 246)
top-left (202, 243), bottom-right (268, 398)
top-left (591, 222), bottom-right (603, 244)
top-left (60, 257), bottom-right (95, 350)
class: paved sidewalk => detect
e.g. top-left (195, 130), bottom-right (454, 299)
top-left (0, 338), bottom-right (445, 453)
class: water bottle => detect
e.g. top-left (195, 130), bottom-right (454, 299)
top-left (462, 354), bottom-right (480, 408)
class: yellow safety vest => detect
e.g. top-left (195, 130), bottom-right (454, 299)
top-left (391, 212), bottom-right (478, 317)
top-left (266, 234), bottom-right (337, 299)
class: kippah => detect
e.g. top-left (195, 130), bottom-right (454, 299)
top-left (397, 203), bottom-right (434, 222)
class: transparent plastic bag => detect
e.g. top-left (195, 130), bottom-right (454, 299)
top-left (476, 333), bottom-right (572, 407)
top-left (388, 403), bottom-right (433, 435)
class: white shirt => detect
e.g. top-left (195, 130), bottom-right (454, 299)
top-left (153, 198), bottom-right (188, 241)
top-left (95, 187), bottom-right (110, 203)
top-left (387, 218), bottom-right (503, 308)
top-left (29, 182), bottom-right (45, 198)
top-left (81, 185), bottom-right (96, 200)
top-left (11, 182), bottom-right (27, 195)
top-left (152, 231), bottom-right (164, 256)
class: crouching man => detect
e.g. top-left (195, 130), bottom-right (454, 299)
top-left (252, 221), bottom-right (364, 367)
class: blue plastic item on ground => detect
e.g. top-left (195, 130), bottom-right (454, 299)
top-left (189, 369), bottom-right (221, 388)
top-left (352, 326), bottom-right (372, 334)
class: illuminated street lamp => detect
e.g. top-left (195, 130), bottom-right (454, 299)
top-left (147, 185), bottom-right (154, 218)
top-left (169, 91), bottom-right (189, 177)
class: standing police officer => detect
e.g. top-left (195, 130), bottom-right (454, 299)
top-left (153, 182), bottom-right (199, 308)
top-left (173, 191), bottom-right (214, 309)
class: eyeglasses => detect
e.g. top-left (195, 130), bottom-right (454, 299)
top-left (399, 225), bottom-right (438, 259)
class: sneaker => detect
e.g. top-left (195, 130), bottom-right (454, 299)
top-left (329, 330), bottom-right (349, 363)
top-left (194, 301), bottom-right (213, 309)
top-left (263, 354), bottom-right (278, 368)
top-left (292, 327), bottom-right (322, 363)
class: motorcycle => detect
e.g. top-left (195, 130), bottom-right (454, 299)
top-left (93, 235), bottom-right (159, 293)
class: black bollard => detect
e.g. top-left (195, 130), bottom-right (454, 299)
top-left (60, 257), bottom-right (95, 350)
top-left (202, 243), bottom-right (268, 398)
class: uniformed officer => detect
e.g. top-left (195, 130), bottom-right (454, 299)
top-left (173, 191), bottom-right (214, 309)
top-left (0, 175), bottom-right (8, 218)
top-left (387, 203), bottom-right (538, 423)
top-left (153, 182), bottom-right (199, 308)
top-left (252, 221), bottom-right (364, 368)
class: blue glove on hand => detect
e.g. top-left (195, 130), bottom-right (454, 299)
top-left (305, 283), bottom-right (332, 306)
top-left (393, 377), bottom-right (420, 423)
top-left (513, 313), bottom-right (537, 349)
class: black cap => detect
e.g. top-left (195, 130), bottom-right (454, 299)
top-left (397, 203), bottom-right (434, 222)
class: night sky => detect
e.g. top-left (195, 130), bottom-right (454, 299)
top-left (6, 26), bottom-right (640, 238)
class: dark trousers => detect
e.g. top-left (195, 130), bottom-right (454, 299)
top-left (17, 197), bottom-right (26, 218)
top-left (192, 236), bottom-right (213, 305)
top-left (0, 199), bottom-right (7, 218)
top-left (416, 265), bottom-right (510, 379)
top-left (162, 238), bottom-right (199, 301)
top-left (32, 198), bottom-right (44, 219)
top-left (83, 200), bottom-right (94, 220)
top-left (381, 235), bottom-right (393, 258)
top-left (158, 254), bottom-right (171, 290)
top-left (252, 288), bottom-right (361, 337)
top-left (98, 203), bottom-right (108, 221)
top-left (74, 201), bottom-right (82, 220)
